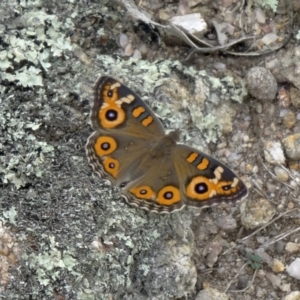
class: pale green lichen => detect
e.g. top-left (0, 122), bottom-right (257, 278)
top-left (2, 66), bottom-right (43, 87)
top-left (256, 0), bottom-right (278, 12)
top-left (97, 55), bottom-right (247, 145)
top-left (2, 207), bottom-right (18, 225)
top-left (1, 1), bottom-right (249, 298)
top-left (0, 107), bottom-right (55, 187)
top-left (0, 10), bottom-right (73, 88)
top-left (26, 236), bottom-right (79, 286)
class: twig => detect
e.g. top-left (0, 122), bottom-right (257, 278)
top-left (240, 208), bottom-right (299, 242)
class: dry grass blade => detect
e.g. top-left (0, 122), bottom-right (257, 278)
top-left (225, 264), bottom-right (258, 293)
top-left (240, 208), bottom-right (299, 242)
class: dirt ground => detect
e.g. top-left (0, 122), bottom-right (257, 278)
top-left (1, 0), bottom-right (300, 299)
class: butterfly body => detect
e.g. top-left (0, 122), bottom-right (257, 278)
top-left (86, 76), bottom-right (248, 213)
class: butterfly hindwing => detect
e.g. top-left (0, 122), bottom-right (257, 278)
top-left (172, 144), bottom-right (248, 208)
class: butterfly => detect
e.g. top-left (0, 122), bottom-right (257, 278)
top-left (85, 76), bottom-right (248, 213)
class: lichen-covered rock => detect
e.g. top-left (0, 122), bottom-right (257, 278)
top-left (240, 198), bottom-right (276, 229)
top-left (246, 67), bottom-right (277, 101)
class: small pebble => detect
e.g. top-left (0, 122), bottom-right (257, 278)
top-left (282, 134), bottom-right (300, 160)
top-left (265, 58), bottom-right (279, 70)
top-left (280, 109), bottom-right (289, 117)
top-left (245, 164), bottom-right (253, 172)
top-left (132, 49), bottom-right (142, 59)
top-left (195, 287), bottom-right (229, 300)
top-left (283, 111), bottom-right (296, 129)
top-left (170, 13), bottom-right (207, 35)
top-left (264, 141), bottom-right (286, 164)
top-left (274, 166), bottom-right (289, 182)
top-left (203, 242), bottom-right (223, 268)
top-left (262, 33), bottom-right (279, 45)
top-left (256, 8), bottom-right (266, 23)
top-left (283, 291), bottom-right (300, 300)
top-left (278, 87), bottom-right (291, 108)
top-left (124, 43), bottom-right (134, 56)
top-left (215, 215), bottom-right (237, 233)
top-left (270, 258), bottom-right (285, 273)
top-left (252, 165), bottom-right (258, 174)
top-left (266, 182), bottom-right (277, 193)
top-left (266, 272), bottom-right (282, 288)
top-left (138, 44), bottom-right (148, 55)
top-left (286, 258), bottom-right (300, 279)
top-left (290, 87), bottom-right (300, 108)
top-left (119, 33), bottom-right (128, 48)
top-left (285, 242), bottom-right (300, 254)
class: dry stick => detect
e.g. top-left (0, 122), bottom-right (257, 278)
top-left (225, 267), bottom-right (258, 293)
top-left (124, 0), bottom-right (293, 59)
top-left (277, 163), bottom-right (299, 183)
top-left (260, 226), bottom-right (300, 249)
top-left (251, 179), bottom-right (271, 200)
top-left (240, 208), bottom-right (299, 242)
top-left (258, 155), bottom-right (296, 190)
top-left (224, 263), bottom-right (247, 293)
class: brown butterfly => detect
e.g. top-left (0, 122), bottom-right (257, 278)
top-left (86, 76), bottom-right (248, 213)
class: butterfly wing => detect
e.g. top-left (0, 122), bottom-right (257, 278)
top-left (86, 76), bottom-right (247, 213)
top-left (171, 144), bottom-right (248, 208)
top-left (118, 141), bottom-right (247, 213)
top-left (86, 131), bottom-right (154, 185)
top-left (90, 76), bottom-right (165, 138)
top-left (120, 143), bottom-right (185, 214)
top-left (86, 131), bottom-right (185, 213)
top-left (86, 76), bottom-right (166, 186)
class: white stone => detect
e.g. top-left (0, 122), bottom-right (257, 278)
top-left (286, 258), bottom-right (300, 280)
top-left (170, 13), bottom-right (207, 35)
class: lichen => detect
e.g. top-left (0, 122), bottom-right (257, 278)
top-left (0, 1), bottom-right (249, 299)
top-left (0, 10), bottom-right (73, 88)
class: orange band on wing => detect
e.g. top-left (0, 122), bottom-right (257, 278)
top-left (187, 153), bottom-right (198, 163)
top-left (197, 157), bottom-right (209, 170)
top-left (132, 106), bottom-right (145, 118)
top-left (142, 116), bottom-right (153, 127)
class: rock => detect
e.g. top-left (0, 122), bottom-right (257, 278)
top-left (283, 291), bottom-right (300, 300)
top-left (290, 87), bottom-right (300, 108)
top-left (215, 215), bottom-right (237, 233)
top-left (283, 111), bottom-right (296, 129)
top-left (270, 258), bottom-right (285, 273)
top-left (282, 134), bottom-right (300, 160)
top-left (170, 13), bottom-right (207, 35)
top-left (278, 87), bottom-right (291, 108)
top-left (203, 241), bottom-right (223, 268)
top-left (195, 286), bottom-right (229, 300)
top-left (246, 67), bottom-right (277, 101)
top-left (286, 258), bottom-right (300, 280)
top-left (276, 46), bottom-right (300, 90)
top-left (264, 141), bottom-right (286, 164)
top-left (240, 198), bottom-right (276, 229)
top-left (274, 166), bottom-right (289, 182)
top-left (285, 242), bottom-right (300, 254)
